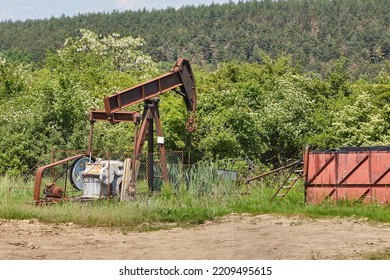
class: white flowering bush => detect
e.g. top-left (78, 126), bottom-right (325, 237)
top-left (59, 29), bottom-right (156, 74)
top-left (0, 56), bottom-right (6, 65)
top-left (331, 91), bottom-right (390, 146)
top-left (0, 56), bottom-right (30, 96)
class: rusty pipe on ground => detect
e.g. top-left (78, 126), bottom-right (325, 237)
top-left (33, 154), bottom-right (86, 203)
top-left (246, 159), bottom-right (301, 184)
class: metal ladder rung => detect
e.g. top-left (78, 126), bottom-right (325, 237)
top-left (269, 160), bottom-right (303, 202)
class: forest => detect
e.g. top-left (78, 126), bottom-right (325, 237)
top-left (0, 0), bottom-right (389, 176)
top-left (0, 0), bottom-right (389, 76)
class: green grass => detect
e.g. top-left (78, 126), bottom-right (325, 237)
top-left (2, 170), bottom-right (390, 231)
top-left (366, 249), bottom-right (390, 260)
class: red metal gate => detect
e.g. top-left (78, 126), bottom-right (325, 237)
top-left (304, 146), bottom-right (390, 204)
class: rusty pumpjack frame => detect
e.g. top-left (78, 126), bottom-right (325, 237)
top-left (34, 58), bottom-right (196, 203)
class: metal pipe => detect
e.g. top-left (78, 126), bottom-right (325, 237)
top-left (87, 118), bottom-right (94, 159)
top-left (34, 154), bottom-right (86, 202)
top-left (246, 160), bottom-right (301, 184)
top-left (147, 118), bottom-right (154, 191)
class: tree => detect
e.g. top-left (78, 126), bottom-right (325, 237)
top-left (193, 54), bottom-right (315, 165)
top-left (59, 29), bottom-right (157, 74)
top-left (0, 56), bottom-right (29, 96)
top-left (330, 91), bottom-right (390, 146)
top-left (0, 30), bottom-right (159, 175)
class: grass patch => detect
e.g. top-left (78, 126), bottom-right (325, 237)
top-left (365, 249), bottom-right (390, 260)
top-left (2, 167), bottom-right (390, 231)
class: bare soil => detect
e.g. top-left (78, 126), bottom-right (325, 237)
top-left (1, 214), bottom-right (390, 260)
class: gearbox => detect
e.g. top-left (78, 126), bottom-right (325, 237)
top-left (70, 156), bottom-right (124, 198)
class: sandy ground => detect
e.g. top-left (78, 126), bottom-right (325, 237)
top-left (1, 214), bottom-right (390, 260)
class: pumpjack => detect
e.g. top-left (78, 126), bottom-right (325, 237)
top-left (33, 58), bottom-right (196, 203)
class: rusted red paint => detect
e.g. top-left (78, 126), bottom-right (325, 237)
top-left (304, 146), bottom-right (390, 204)
top-left (33, 154), bottom-right (86, 203)
top-left (103, 58), bottom-right (196, 114)
top-left (33, 59), bottom-right (196, 202)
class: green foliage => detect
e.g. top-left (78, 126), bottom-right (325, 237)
top-left (319, 90), bottom-right (390, 147)
top-left (0, 30), bottom-right (157, 175)
top-left (159, 92), bottom-right (188, 151)
top-left (307, 65), bottom-right (390, 149)
top-left (0, 56), bottom-right (30, 96)
top-left (0, 25), bottom-right (389, 175)
top-left (0, 4), bottom-right (389, 237)
top-left (194, 54), bottom-right (315, 165)
top-left (0, 0), bottom-right (389, 78)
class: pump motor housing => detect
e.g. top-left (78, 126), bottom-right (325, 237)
top-left (81, 160), bottom-right (124, 198)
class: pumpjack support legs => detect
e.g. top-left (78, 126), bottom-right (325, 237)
top-left (129, 98), bottom-right (168, 194)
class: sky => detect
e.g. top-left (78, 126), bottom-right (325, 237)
top-left (0, 0), bottom-right (239, 22)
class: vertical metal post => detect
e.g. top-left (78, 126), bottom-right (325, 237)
top-left (64, 161), bottom-right (68, 197)
top-left (131, 108), bottom-right (149, 195)
top-left (154, 104), bottom-right (168, 181)
top-left (108, 151), bottom-right (111, 197)
top-left (131, 98), bottom-right (168, 193)
top-left (335, 152), bottom-right (339, 201)
top-left (303, 146), bottom-right (310, 204)
top-left (147, 117), bottom-right (154, 191)
top-left (87, 119), bottom-right (95, 160)
top-left (368, 150), bottom-right (373, 203)
top-left (127, 121), bottom-right (140, 197)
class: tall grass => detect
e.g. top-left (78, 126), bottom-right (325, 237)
top-left (2, 162), bottom-right (390, 230)
top-left (185, 160), bottom-right (237, 195)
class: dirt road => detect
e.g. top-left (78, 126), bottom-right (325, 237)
top-left (1, 214), bottom-right (390, 260)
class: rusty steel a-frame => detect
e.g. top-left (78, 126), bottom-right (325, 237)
top-left (89, 58), bottom-right (196, 195)
top-left (34, 58), bottom-right (196, 203)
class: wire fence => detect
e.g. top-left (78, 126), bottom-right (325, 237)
top-left (7, 149), bottom-right (304, 202)
top-left (19, 150), bottom-right (185, 201)
top-left (5, 150), bottom-right (246, 202)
